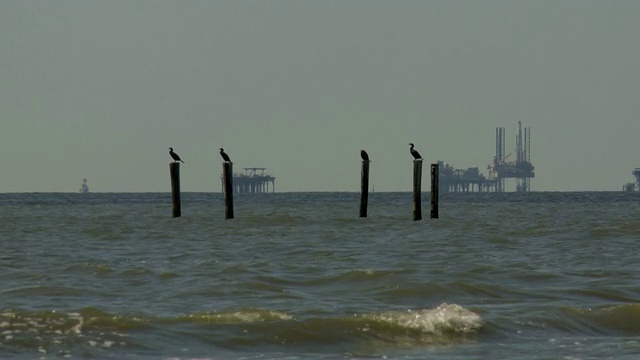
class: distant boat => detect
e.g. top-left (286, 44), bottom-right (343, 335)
top-left (79, 178), bottom-right (89, 193)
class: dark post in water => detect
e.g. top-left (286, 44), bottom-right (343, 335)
top-left (223, 162), bottom-right (234, 219)
top-left (170, 162), bottom-right (181, 218)
top-left (413, 160), bottom-right (423, 221)
top-left (359, 159), bottom-right (370, 217)
top-left (430, 163), bottom-right (439, 219)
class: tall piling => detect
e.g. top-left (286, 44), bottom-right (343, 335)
top-left (430, 163), bottom-right (439, 219)
top-left (223, 162), bottom-right (234, 219)
top-left (170, 162), bottom-right (181, 218)
top-left (359, 160), bottom-right (370, 217)
top-left (413, 160), bottom-right (423, 221)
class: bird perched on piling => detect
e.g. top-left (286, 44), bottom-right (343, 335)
top-left (360, 149), bottom-right (371, 162)
top-left (169, 147), bottom-right (185, 163)
top-left (219, 148), bottom-right (232, 163)
top-left (408, 143), bottom-right (423, 160)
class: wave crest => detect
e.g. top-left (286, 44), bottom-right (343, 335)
top-left (180, 309), bottom-right (293, 324)
top-left (359, 303), bottom-right (482, 335)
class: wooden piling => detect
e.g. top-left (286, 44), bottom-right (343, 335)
top-left (170, 162), bottom-right (181, 218)
top-left (413, 160), bottom-right (423, 221)
top-left (359, 160), bottom-right (370, 217)
top-left (430, 163), bottom-right (439, 219)
top-left (223, 162), bottom-right (234, 219)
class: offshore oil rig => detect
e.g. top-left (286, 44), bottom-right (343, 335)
top-left (438, 162), bottom-right (498, 192)
top-left (622, 168), bottom-right (640, 192)
top-left (439, 122), bottom-right (535, 193)
top-left (221, 167), bottom-right (276, 193)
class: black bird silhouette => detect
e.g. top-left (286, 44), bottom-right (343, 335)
top-left (219, 148), bottom-right (231, 163)
top-left (408, 143), bottom-right (423, 160)
top-left (169, 147), bottom-right (185, 163)
top-left (360, 149), bottom-right (371, 162)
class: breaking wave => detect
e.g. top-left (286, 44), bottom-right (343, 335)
top-left (0, 303), bottom-right (481, 357)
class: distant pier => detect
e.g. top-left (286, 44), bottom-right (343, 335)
top-left (221, 167), bottom-right (275, 193)
top-left (439, 162), bottom-right (499, 193)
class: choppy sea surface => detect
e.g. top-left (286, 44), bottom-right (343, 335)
top-left (1, 191), bottom-right (639, 359)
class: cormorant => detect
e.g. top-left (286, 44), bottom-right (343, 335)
top-left (360, 149), bottom-right (370, 162)
top-left (169, 147), bottom-right (185, 163)
top-left (408, 143), bottom-right (423, 160)
top-left (219, 148), bottom-right (231, 163)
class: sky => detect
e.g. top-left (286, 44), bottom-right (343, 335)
top-left (2, 0), bottom-right (639, 192)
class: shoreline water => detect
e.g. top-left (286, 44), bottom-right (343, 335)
top-left (1, 192), bottom-right (639, 359)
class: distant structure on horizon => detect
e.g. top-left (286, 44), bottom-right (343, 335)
top-left (438, 122), bottom-right (535, 193)
top-left (490, 121), bottom-right (535, 192)
top-left (622, 168), bottom-right (640, 192)
top-left (79, 178), bottom-right (89, 193)
top-left (438, 161), bottom-right (498, 193)
top-left (221, 167), bottom-right (275, 193)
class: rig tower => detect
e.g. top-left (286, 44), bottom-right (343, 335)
top-left (491, 122), bottom-right (535, 192)
top-left (623, 168), bottom-right (640, 191)
top-left (516, 122), bottom-right (532, 191)
top-left (495, 127), bottom-right (506, 192)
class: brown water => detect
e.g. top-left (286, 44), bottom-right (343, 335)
top-left (1, 192), bottom-right (639, 359)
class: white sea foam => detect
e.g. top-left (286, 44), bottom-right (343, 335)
top-left (362, 303), bottom-right (482, 334)
top-left (187, 309), bottom-right (293, 323)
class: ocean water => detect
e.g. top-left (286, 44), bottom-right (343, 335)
top-left (1, 191), bottom-right (639, 359)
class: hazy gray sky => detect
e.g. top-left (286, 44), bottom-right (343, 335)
top-left (2, 0), bottom-right (639, 192)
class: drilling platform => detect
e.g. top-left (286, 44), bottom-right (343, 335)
top-left (221, 167), bottom-right (276, 193)
top-left (622, 168), bottom-right (640, 191)
top-left (439, 122), bottom-right (535, 193)
top-left (489, 121), bottom-right (535, 192)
